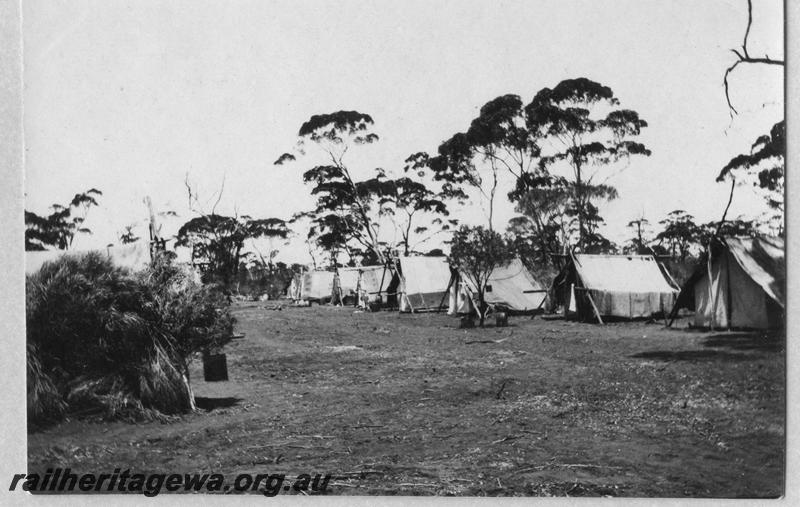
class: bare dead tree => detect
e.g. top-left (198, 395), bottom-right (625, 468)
top-left (723, 0), bottom-right (784, 116)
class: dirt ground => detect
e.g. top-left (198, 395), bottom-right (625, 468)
top-left (28, 302), bottom-right (785, 497)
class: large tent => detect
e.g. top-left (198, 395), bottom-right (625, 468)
top-left (25, 242), bottom-right (152, 275)
top-left (301, 270), bottom-right (335, 303)
top-left (389, 256), bottom-right (452, 312)
top-left (670, 236), bottom-right (784, 329)
top-left (448, 258), bottom-right (547, 315)
top-left (551, 253), bottom-right (679, 321)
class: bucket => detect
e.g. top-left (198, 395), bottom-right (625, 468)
top-left (203, 353), bottom-right (228, 382)
top-left (495, 312), bottom-right (508, 327)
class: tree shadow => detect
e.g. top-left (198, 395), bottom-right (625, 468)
top-left (630, 349), bottom-right (758, 362)
top-left (701, 332), bottom-right (784, 352)
top-left (195, 397), bottom-right (242, 411)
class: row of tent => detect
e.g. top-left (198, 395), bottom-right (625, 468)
top-left (287, 236), bottom-right (785, 330)
top-left (25, 236), bottom-right (784, 330)
top-left (287, 256), bottom-right (549, 315)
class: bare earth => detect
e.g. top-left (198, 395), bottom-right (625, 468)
top-left (28, 302), bottom-right (785, 497)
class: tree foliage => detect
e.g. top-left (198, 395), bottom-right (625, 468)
top-left (718, 120), bottom-right (784, 219)
top-left (526, 78), bottom-right (650, 248)
top-left (279, 111), bottom-right (389, 265)
top-left (25, 189), bottom-right (103, 251)
top-left (176, 214), bottom-right (288, 285)
top-left (448, 226), bottom-right (515, 326)
top-left (655, 210), bottom-right (701, 261)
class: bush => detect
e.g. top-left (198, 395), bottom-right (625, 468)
top-left (26, 252), bottom-right (234, 427)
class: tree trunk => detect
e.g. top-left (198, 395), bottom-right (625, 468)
top-left (478, 290), bottom-right (486, 327)
top-left (575, 161), bottom-right (585, 250)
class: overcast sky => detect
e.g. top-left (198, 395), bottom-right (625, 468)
top-left (23, 0), bottom-right (784, 263)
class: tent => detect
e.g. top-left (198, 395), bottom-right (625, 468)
top-left (301, 270), bottom-right (335, 302)
top-left (551, 253), bottom-right (679, 321)
top-left (286, 273), bottom-right (303, 300)
top-left (448, 258), bottom-right (548, 315)
top-left (670, 236), bottom-right (784, 329)
top-left (25, 243), bottom-right (152, 275)
top-left (331, 268), bottom-right (361, 304)
top-left (389, 256), bottom-right (452, 312)
top-left (356, 265), bottom-right (391, 304)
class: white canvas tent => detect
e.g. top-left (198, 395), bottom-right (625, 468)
top-left (286, 273), bottom-right (303, 300)
top-left (301, 270), bottom-right (335, 302)
top-left (331, 268), bottom-right (361, 304)
top-left (25, 242), bottom-right (152, 275)
top-left (390, 256), bottom-right (452, 312)
top-left (551, 253), bottom-right (679, 321)
top-left (448, 258), bottom-right (547, 315)
top-left (671, 236), bottom-right (784, 329)
top-left (356, 265), bottom-right (391, 304)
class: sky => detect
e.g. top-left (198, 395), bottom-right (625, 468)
top-left (22, 0), bottom-right (784, 264)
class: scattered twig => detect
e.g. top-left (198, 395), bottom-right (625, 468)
top-left (491, 435), bottom-right (518, 445)
top-left (465, 337), bottom-right (509, 345)
top-left (514, 463), bottom-right (624, 474)
top-left (337, 470), bottom-right (384, 477)
top-left (496, 380), bottom-right (509, 399)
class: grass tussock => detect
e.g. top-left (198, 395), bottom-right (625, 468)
top-left (26, 251), bottom-right (233, 428)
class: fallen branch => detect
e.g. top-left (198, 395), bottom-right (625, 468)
top-left (465, 337), bottom-right (509, 345)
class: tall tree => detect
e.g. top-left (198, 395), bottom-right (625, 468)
top-left (276, 111), bottom-right (391, 264)
top-left (525, 78), bottom-right (651, 249)
top-left (716, 120), bottom-right (784, 235)
top-left (25, 189), bottom-right (103, 251)
top-left (426, 95), bottom-right (541, 230)
top-left (507, 175), bottom-right (571, 266)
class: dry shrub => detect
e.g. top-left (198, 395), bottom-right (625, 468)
top-left (26, 343), bottom-right (66, 428)
top-left (26, 251), bottom-right (233, 426)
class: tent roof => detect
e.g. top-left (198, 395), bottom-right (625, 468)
top-left (398, 256), bottom-right (451, 295)
top-left (725, 236), bottom-right (784, 307)
top-left (25, 243), bottom-right (151, 275)
top-left (572, 253), bottom-right (678, 294)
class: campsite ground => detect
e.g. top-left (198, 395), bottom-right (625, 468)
top-left (28, 303), bottom-right (785, 497)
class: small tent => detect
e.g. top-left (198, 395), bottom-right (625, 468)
top-left (448, 258), bottom-right (547, 315)
top-left (286, 273), bottom-right (303, 300)
top-left (356, 265), bottom-right (391, 304)
top-left (389, 256), bottom-right (452, 312)
top-left (25, 242), bottom-right (152, 275)
top-left (551, 253), bottom-right (679, 321)
top-left (301, 270), bottom-right (335, 303)
top-left (331, 268), bottom-right (361, 305)
top-left (671, 236), bottom-right (784, 329)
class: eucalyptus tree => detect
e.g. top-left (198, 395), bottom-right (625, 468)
top-left (276, 111), bottom-right (393, 264)
top-left (25, 189), bottom-right (103, 251)
top-left (525, 78), bottom-right (650, 249)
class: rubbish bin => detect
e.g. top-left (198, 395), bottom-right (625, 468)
top-left (203, 352), bottom-right (228, 382)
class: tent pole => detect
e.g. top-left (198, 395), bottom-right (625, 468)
top-left (707, 243), bottom-right (716, 331)
top-left (583, 288), bottom-right (605, 325)
top-left (724, 248), bottom-right (733, 330)
top-left (438, 271), bottom-right (456, 313)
